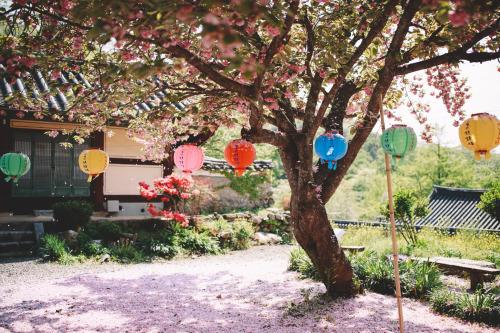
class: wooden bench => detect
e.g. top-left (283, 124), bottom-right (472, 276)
top-left (416, 257), bottom-right (500, 291)
top-left (341, 246), bottom-right (365, 254)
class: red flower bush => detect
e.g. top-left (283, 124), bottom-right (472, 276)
top-left (139, 174), bottom-right (200, 227)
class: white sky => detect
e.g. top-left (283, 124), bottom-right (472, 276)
top-left (380, 61), bottom-right (500, 153)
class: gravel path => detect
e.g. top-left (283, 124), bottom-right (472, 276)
top-left (0, 245), bottom-right (496, 333)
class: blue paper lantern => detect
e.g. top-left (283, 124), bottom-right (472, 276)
top-left (314, 131), bottom-right (348, 170)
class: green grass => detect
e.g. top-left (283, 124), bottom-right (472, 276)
top-left (337, 225), bottom-right (500, 267)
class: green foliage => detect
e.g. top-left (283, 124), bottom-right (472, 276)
top-left (76, 231), bottom-right (91, 248)
top-left (477, 179), bottom-right (500, 221)
top-left (217, 170), bottom-right (270, 200)
top-left (399, 259), bottom-right (443, 300)
top-left (177, 227), bottom-right (220, 255)
top-left (231, 219), bottom-right (255, 250)
top-left (140, 238), bottom-right (180, 257)
top-left (380, 188), bottom-right (430, 244)
top-left (81, 242), bottom-right (109, 257)
top-left (38, 234), bottom-right (70, 261)
top-left (288, 247), bottom-right (320, 280)
top-left (429, 288), bottom-right (500, 326)
top-left (51, 200), bottom-right (93, 231)
top-left (351, 252), bottom-right (395, 295)
top-left (351, 252), bottom-right (442, 300)
top-left (82, 224), bottom-right (101, 239)
top-left (98, 222), bottom-right (122, 242)
top-left (339, 226), bottom-right (500, 267)
top-left (110, 241), bottom-right (142, 261)
top-left (139, 229), bottom-right (182, 257)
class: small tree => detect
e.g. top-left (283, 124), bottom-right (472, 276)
top-left (477, 179), bottom-right (500, 222)
top-left (381, 188), bottom-right (430, 244)
top-left (139, 174), bottom-right (201, 227)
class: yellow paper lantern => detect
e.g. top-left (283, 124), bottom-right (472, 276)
top-left (79, 148), bottom-right (109, 182)
top-left (459, 113), bottom-right (500, 161)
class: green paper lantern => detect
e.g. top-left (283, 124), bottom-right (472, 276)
top-left (0, 151), bottom-right (31, 182)
top-left (381, 124), bottom-right (417, 164)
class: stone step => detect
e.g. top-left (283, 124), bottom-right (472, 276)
top-left (0, 231), bottom-right (35, 242)
top-left (0, 222), bottom-right (35, 232)
top-left (0, 251), bottom-right (33, 258)
top-left (0, 241), bottom-right (37, 254)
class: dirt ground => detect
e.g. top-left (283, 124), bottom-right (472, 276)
top-left (0, 245), bottom-right (497, 332)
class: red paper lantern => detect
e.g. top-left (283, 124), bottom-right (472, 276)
top-left (174, 144), bottom-right (205, 175)
top-left (224, 139), bottom-right (256, 177)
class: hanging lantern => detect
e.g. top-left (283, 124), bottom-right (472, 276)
top-left (174, 144), bottom-right (205, 176)
top-left (78, 148), bottom-right (109, 182)
top-left (314, 131), bottom-right (348, 170)
top-left (459, 113), bottom-right (500, 161)
top-left (0, 152), bottom-right (31, 182)
top-left (224, 139), bottom-right (256, 177)
top-left (381, 124), bottom-right (417, 164)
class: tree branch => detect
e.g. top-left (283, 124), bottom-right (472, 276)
top-left (396, 16), bottom-right (500, 75)
top-left (306, 0), bottom-right (399, 138)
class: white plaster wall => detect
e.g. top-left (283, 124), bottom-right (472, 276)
top-left (103, 164), bottom-right (163, 195)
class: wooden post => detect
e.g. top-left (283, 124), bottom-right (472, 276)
top-left (379, 95), bottom-right (404, 333)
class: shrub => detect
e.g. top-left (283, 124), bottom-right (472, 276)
top-left (139, 229), bottom-right (182, 257)
top-left (38, 234), bottom-right (70, 261)
top-left (98, 221), bottom-right (122, 242)
top-left (231, 219), bottom-right (254, 250)
top-left (178, 227), bottom-right (220, 255)
top-left (77, 231), bottom-right (92, 249)
top-left (52, 200), bottom-right (93, 231)
top-left (380, 188), bottom-right (430, 245)
top-left (399, 259), bottom-right (442, 300)
top-left (82, 224), bottom-right (101, 239)
top-left (351, 252), bottom-right (395, 295)
top-left (477, 179), bottom-right (500, 221)
top-left (430, 288), bottom-right (500, 326)
top-left (81, 242), bottom-right (109, 256)
top-left (110, 241), bottom-right (141, 261)
top-left (351, 253), bottom-right (442, 299)
top-left (288, 247), bottom-right (320, 280)
top-left (140, 238), bottom-right (180, 258)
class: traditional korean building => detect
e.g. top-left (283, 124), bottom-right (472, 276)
top-left (415, 185), bottom-right (499, 232)
top-left (0, 71), bottom-right (273, 216)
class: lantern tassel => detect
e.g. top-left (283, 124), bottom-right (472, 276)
top-left (236, 168), bottom-right (245, 177)
top-left (4, 176), bottom-right (11, 182)
top-left (484, 151), bottom-right (492, 161)
top-left (474, 151), bottom-right (482, 161)
top-left (87, 174), bottom-right (93, 182)
top-left (400, 156), bottom-right (405, 165)
top-left (13, 177), bottom-right (19, 183)
top-left (333, 161), bottom-right (337, 170)
top-left (328, 160), bottom-right (333, 169)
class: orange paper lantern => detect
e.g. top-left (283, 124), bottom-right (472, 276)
top-left (224, 139), bottom-right (256, 177)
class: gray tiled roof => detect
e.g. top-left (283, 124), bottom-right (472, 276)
top-left (0, 66), bottom-right (183, 115)
top-left (415, 185), bottom-right (499, 232)
top-left (202, 156), bottom-right (273, 172)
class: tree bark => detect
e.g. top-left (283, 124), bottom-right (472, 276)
top-left (292, 196), bottom-right (354, 295)
top-left (279, 139), bottom-right (355, 296)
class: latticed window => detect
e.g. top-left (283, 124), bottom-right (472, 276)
top-left (12, 130), bottom-right (90, 197)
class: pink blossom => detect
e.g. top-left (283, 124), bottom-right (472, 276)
top-left (48, 130), bottom-right (59, 138)
top-left (448, 10), bottom-right (469, 27)
top-left (192, 189), bottom-right (200, 195)
top-left (265, 25), bottom-right (280, 37)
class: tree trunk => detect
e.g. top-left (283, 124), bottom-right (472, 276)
top-left (291, 193), bottom-right (355, 296)
top-left (279, 139), bottom-right (355, 296)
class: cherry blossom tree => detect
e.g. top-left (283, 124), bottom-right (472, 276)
top-left (1, 0), bottom-right (499, 295)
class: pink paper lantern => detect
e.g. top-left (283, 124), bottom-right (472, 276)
top-left (174, 144), bottom-right (205, 175)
